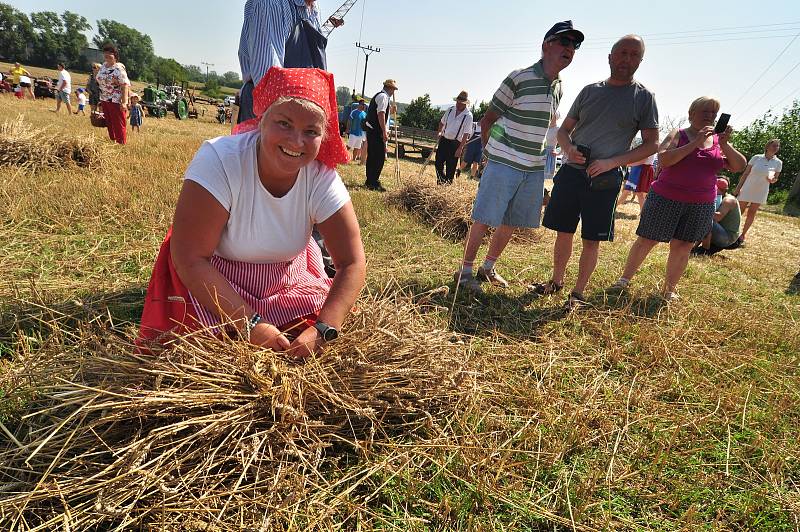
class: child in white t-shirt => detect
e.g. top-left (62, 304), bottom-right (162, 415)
top-left (75, 88), bottom-right (88, 116)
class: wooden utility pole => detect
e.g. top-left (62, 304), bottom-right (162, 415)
top-left (201, 62), bottom-right (214, 83)
top-left (355, 43), bottom-right (380, 98)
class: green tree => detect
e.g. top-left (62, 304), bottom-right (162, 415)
top-left (470, 101), bottom-right (490, 122)
top-left (0, 3), bottom-right (34, 61)
top-left (220, 71), bottom-right (242, 88)
top-left (730, 100), bottom-right (799, 211)
top-left (399, 93), bottom-right (440, 130)
top-left (60, 11), bottom-right (91, 68)
top-left (148, 56), bottom-right (187, 84)
top-left (93, 19), bottom-right (154, 80)
top-left (183, 64), bottom-right (206, 83)
top-left (30, 11), bottom-right (62, 65)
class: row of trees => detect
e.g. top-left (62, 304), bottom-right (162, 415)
top-left (399, 94), bottom-right (489, 130)
top-left (0, 2), bottom-right (242, 88)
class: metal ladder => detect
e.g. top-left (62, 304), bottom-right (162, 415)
top-left (320, 0), bottom-right (359, 37)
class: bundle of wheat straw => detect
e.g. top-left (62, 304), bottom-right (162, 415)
top-left (0, 292), bottom-right (475, 530)
top-left (387, 177), bottom-right (543, 243)
top-left (387, 177), bottom-right (475, 241)
top-left (0, 115), bottom-right (107, 171)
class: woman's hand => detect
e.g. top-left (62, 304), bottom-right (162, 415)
top-left (692, 126), bottom-right (714, 147)
top-left (718, 125), bottom-right (733, 145)
top-left (287, 326), bottom-right (323, 359)
top-left (249, 321), bottom-right (291, 351)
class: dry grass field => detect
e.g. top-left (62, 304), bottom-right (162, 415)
top-left (1, 92), bottom-right (799, 530)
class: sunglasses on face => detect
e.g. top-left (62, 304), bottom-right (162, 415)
top-left (549, 35), bottom-right (582, 50)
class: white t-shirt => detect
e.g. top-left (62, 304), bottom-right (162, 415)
top-left (747, 154), bottom-right (783, 178)
top-left (373, 91), bottom-right (389, 115)
top-left (77, 93), bottom-right (87, 106)
top-left (58, 70), bottom-right (71, 93)
top-left (19, 75), bottom-right (31, 85)
top-left (439, 106), bottom-right (473, 141)
top-left (544, 125), bottom-right (559, 148)
top-left (643, 153), bottom-right (656, 165)
top-left (185, 131), bottom-right (351, 264)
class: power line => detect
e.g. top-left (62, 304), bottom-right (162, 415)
top-left (373, 33), bottom-right (800, 56)
top-left (729, 31), bottom-right (800, 111)
top-left (739, 58), bottom-right (800, 118)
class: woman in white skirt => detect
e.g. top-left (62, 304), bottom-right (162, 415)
top-left (734, 139), bottom-right (782, 244)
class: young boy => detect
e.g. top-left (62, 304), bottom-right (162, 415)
top-left (75, 88), bottom-right (88, 116)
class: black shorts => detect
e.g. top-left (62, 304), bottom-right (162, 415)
top-left (636, 191), bottom-right (714, 243)
top-left (19, 82), bottom-right (31, 88)
top-left (542, 164), bottom-right (621, 241)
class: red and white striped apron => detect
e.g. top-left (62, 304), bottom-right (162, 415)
top-left (138, 228), bottom-right (330, 344)
top-left (190, 239), bottom-right (331, 330)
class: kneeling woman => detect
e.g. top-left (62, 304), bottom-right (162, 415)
top-left (140, 67), bottom-right (365, 357)
top-left (614, 96), bottom-right (746, 300)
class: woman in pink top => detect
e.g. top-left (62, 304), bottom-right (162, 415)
top-left (614, 96), bottom-right (746, 301)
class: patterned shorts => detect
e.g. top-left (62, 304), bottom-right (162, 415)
top-left (636, 191), bottom-right (714, 243)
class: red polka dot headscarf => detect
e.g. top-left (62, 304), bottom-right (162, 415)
top-left (233, 66), bottom-right (349, 168)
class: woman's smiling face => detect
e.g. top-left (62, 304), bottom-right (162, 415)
top-left (259, 98), bottom-right (325, 179)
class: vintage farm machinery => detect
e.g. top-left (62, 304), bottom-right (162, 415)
top-left (141, 81), bottom-right (197, 120)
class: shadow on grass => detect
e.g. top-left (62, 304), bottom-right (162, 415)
top-left (597, 288), bottom-right (668, 318)
top-left (614, 210), bottom-right (640, 221)
top-left (0, 286), bottom-right (146, 348)
top-left (787, 272), bottom-right (800, 295)
top-left (392, 278), bottom-right (567, 340)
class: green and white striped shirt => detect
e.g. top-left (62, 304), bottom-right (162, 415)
top-left (486, 61), bottom-right (561, 172)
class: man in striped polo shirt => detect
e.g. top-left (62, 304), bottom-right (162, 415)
top-left (454, 21), bottom-right (584, 293)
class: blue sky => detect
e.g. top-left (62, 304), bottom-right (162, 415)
top-left (8, 0), bottom-right (800, 127)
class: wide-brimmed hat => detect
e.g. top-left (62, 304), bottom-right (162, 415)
top-left (543, 20), bottom-right (585, 44)
top-left (454, 90), bottom-right (470, 104)
top-left (383, 79), bottom-right (398, 90)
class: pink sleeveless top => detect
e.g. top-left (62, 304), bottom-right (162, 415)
top-left (651, 129), bottom-right (725, 204)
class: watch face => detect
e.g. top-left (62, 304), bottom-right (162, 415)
top-left (323, 327), bottom-right (338, 342)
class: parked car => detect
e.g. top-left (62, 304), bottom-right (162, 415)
top-left (223, 96), bottom-right (236, 106)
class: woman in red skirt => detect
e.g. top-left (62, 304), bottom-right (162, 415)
top-left (140, 67), bottom-right (365, 358)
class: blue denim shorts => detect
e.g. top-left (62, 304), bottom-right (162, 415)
top-left (471, 160), bottom-right (545, 228)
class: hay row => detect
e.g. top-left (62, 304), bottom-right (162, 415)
top-left (0, 292), bottom-right (476, 530)
top-left (0, 115), bottom-right (108, 172)
top-left (387, 177), bottom-right (542, 244)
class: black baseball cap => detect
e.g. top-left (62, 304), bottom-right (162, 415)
top-left (543, 20), bottom-right (585, 44)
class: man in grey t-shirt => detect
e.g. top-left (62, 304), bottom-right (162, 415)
top-left (531, 34), bottom-right (660, 310)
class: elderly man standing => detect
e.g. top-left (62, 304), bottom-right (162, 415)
top-left (454, 21), bottom-right (583, 292)
top-left (364, 79), bottom-right (398, 191)
top-left (531, 35), bottom-right (659, 310)
top-left (436, 91), bottom-right (474, 185)
top-left (237, 0), bottom-right (343, 123)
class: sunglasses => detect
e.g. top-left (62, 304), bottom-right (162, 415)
top-left (549, 35), bottom-right (582, 50)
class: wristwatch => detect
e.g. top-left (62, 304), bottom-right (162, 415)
top-left (313, 321), bottom-right (339, 343)
top-left (245, 312), bottom-right (263, 339)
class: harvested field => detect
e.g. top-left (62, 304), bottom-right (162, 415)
top-left (0, 293), bottom-right (476, 530)
top-left (0, 115), bottom-right (107, 171)
top-left (1, 93), bottom-right (800, 530)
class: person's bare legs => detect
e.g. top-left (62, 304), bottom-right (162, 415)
top-left (485, 224), bottom-right (515, 261)
top-left (740, 202), bottom-right (760, 239)
top-left (463, 221), bottom-right (490, 265)
top-left (617, 189), bottom-right (632, 207)
top-left (573, 239), bottom-right (600, 294)
top-left (665, 239), bottom-right (695, 293)
top-left (621, 236), bottom-right (659, 281)
top-left (552, 231), bottom-right (574, 285)
top-left (635, 192), bottom-right (647, 210)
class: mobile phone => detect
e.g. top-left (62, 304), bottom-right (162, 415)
top-left (714, 113), bottom-right (731, 134)
top-left (576, 144), bottom-right (591, 162)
